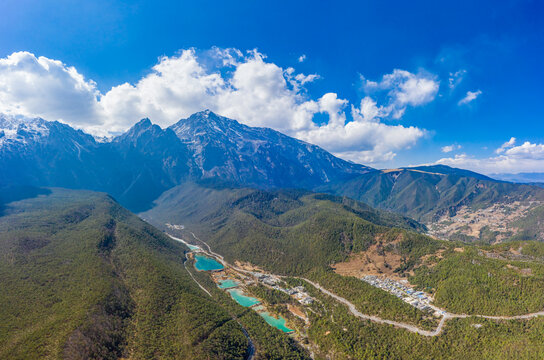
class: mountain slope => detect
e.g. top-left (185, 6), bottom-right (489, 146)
top-left (322, 166), bottom-right (544, 242)
top-left (139, 181), bottom-right (544, 359)
top-left (0, 187), bottom-right (308, 360)
top-left (0, 112), bottom-right (371, 212)
top-left (105, 118), bottom-right (195, 211)
top-left (170, 110), bottom-right (371, 188)
top-left (0, 115), bottom-right (102, 188)
top-left (141, 181), bottom-right (429, 275)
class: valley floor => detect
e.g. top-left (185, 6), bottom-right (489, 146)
top-left (167, 230), bottom-right (544, 340)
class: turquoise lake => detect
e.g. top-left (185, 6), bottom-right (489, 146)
top-left (186, 243), bottom-right (201, 251)
top-left (227, 289), bottom-right (260, 307)
top-left (193, 254), bottom-right (224, 271)
top-left (218, 279), bottom-right (239, 289)
top-left (258, 311), bottom-right (293, 333)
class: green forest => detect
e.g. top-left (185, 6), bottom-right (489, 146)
top-left (4, 184), bottom-right (544, 359)
top-left (0, 188), bottom-right (309, 359)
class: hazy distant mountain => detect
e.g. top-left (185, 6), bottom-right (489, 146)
top-left (0, 111), bottom-right (372, 211)
top-left (491, 172), bottom-right (544, 184)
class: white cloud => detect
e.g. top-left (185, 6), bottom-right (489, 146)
top-left (504, 141), bottom-right (544, 159)
top-left (458, 89), bottom-right (482, 105)
top-left (434, 140), bottom-right (544, 174)
top-left (441, 144), bottom-right (461, 153)
top-left (284, 67), bottom-right (320, 92)
top-left (291, 95), bottom-right (425, 163)
top-left (0, 49), bottom-right (434, 163)
top-left (448, 69), bottom-right (466, 89)
top-left (216, 52), bottom-right (319, 133)
top-left (100, 49), bottom-right (227, 133)
top-left (496, 137), bottom-right (516, 154)
top-left (0, 51), bottom-right (101, 128)
top-left (361, 69), bottom-right (439, 119)
top-left (298, 54), bottom-right (306, 63)
top-left (356, 96), bottom-right (382, 122)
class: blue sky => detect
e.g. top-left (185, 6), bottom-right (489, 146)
top-left (0, 0), bottom-right (543, 173)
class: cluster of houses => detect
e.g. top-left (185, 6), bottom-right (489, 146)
top-left (165, 223), bottom-right (185, 230)
top-left (253, 273), bottom-right (315, 305)
top-left (362, 275), bottom-right (440, 315)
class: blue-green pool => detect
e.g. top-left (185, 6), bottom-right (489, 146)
top-left (218, 279), bottom-right (239, 289)
top-left (227, 289), bottom-right (260, 307)
top-left (193, 254), bottom-right (224, 271)
top-left (258, 311), bottom-right (293, 333)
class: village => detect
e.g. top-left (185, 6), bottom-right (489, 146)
top-left (362, 275), bottom-right (445, 317)
top-left (427, 201), bottom-right (542, 241)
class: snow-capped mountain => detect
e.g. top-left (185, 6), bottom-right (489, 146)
top-left (0, 114), bottom-right (102, 188)
top-left (170, 110), bottom-right (371, 188)
top-left (0, 114), bottom-right (96, 152)
top-left (0, 115), bottom-right (50, 150)
top-left (0, 110), bottom-right (372, 211)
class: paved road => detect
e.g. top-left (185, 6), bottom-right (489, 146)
top-left (301, 278), bottom-right (449, 336)
top-left (168, 232), bottom-right (544, 338)
top-left (475, 312), bottom-right (544, 320)
top-left (301, 277), bottom-right (544, 336)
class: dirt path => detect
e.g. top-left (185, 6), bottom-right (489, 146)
top-left (182, 255), bottom-right (212, 297)
top-left (167, 233), bottom-right (544, 338)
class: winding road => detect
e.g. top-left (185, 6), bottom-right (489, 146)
top-left (300, 278), bottom-right (452, 336)
top-left (168, 232), bottom-right (544, 338)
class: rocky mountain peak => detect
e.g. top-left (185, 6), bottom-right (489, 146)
top-left (1, 110), bottom-right (373, 210)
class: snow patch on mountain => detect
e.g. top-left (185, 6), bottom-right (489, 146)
top-left (0, 114), bottom-right (50, 148)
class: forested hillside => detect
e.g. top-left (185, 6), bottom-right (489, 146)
top-left (322, 166), bottom-right (544, 242)
top-left (142, 181), bottom-right (430, 274)
top-left (0, 187), bottom-right (308, 359)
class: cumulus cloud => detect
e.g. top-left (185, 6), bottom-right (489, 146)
top-left (504, 141), bottom-right (544, 159)
top-left (0, 51), bottom-right (101, 127)
top-left (458, 89), bottom-right (482, 105)
top-left (441, 144), bottom-right (461, 153)
top-left (496, 137), bottom-right (516, 154)
top-left (100, 49), bottom-right (227, 133)
top-left (0, 49), bottom-right (435, 163)
top-left (433, 140), bottom-right (544, 174)
top-left (361, 69), bottom-right (439, 119)
top-left (298, 54), bottom-right (306, 63)
top-left (290, 94), bottom-right (426, 163)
